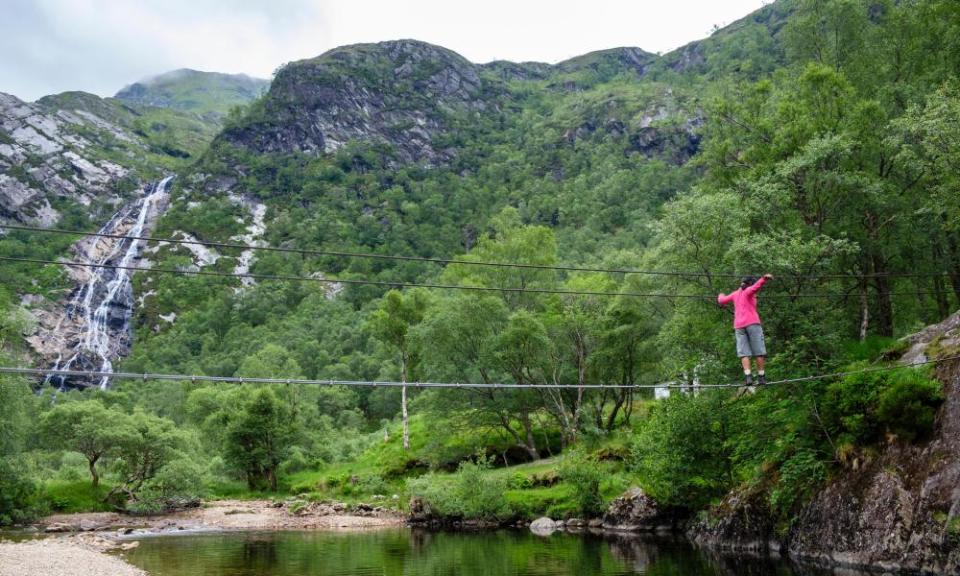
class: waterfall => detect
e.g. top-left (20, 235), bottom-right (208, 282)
top-left (46, 176), bottom-right (172, 389)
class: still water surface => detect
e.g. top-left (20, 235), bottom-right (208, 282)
top-left (122, 529), bottom-right (871, 576)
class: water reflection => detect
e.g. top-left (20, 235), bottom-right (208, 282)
top-left (121, 529), bottom-right (877, 576)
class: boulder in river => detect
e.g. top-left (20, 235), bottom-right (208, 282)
top-left (530, 517), bottom-right (558, 536)
top-left (602, 487), bottom-right (684, 532)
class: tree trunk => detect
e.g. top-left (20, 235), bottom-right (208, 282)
top-left (871, 255), bottom-right (894, 337)
top-left (401, 356), bottom-right (410, 450)
top-left (520, 411), bottom-right (540, 461)
top-left (859, 281), bottom-right (870, 341)
top-left (570, 353), bottom-right (586, 444)
top-left (933, 243), bottom-right (950, 320)
top-left (88, 455), bottom-right (100, 487)
top-left (606, 389), bottom-right (628, 432)
top-left (947, 231), bottom-right (960, 306)
top-left (496, 411), bottom-right (539, 461)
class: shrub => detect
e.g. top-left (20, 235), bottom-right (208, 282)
top-left (507, 472), bottom-right (533, 490)
top-left (126, 459), bottom-right (206, 515)
top-left (43, 480), bottom-right (112, 513)
top-left (824, 365), bottom-right (943, 445)
top-left (629, 393), bottom-right (734, 509)
top-left (0, 458), bottom-right (44, 525)
top-left (768, 449), bottom-right (826, 521)
top-left (559, 455), bottom-right (605, 517)
top-left (456, 457), bottom-right (512, 520)
top-left (877, 371), bottom-right (944, 441)
top-left (406, 454), bottom-right (512, 521)
top-left (279, 447), bottom-right (312, 476)
top-left (54, 452), bottom-right (91, 483)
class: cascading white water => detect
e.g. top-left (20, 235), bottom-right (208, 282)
top-left (47, 176), bottom-right (172, 389)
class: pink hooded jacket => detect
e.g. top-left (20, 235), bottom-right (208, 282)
top-left (717, 276), bottom-right (768, 329)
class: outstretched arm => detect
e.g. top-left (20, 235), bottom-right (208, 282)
top-left (745, 274), bottom-right (773, 296)
top-left (717, 292), bottom-right (734, 306)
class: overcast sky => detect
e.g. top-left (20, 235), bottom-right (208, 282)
top-left (2, 0), bottom-right (770, 102)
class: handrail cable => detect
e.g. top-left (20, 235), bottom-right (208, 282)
top-left (0, 256), bottom-right (951, 300)
top-left (2, 354), bottom-right (956, 390)
top-left (1, 224), bottom-right (951, 280)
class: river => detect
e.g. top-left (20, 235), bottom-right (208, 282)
top-left (120, 529), bottom-right (868, 576)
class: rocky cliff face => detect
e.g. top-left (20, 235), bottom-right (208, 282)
top-left (215, 39), bottom-right (707, 170)
top-left (0, 92), bottom-right (132, 225)
top-left (220, 40), bottom-right (487, 165)
top-left (690, 311), bottom-right (960, 574)
top-left (786, 314), bottom-right (960, 573)
top-left (0, 90), bottom-right (218, 227)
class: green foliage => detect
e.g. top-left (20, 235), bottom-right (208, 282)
top-left (5, 0), bottom-right (960, 528)
top-left (126, 459), bottom-right (207, 515)
top-left (39, 400), bottom-right (134, 486)
top-left (111, 410), bottom-right (189, 504)
top-left (43, 480), bottom-right (113, 514)
top-left (0, 458), bottom-right (44, 525)
top-left (225, 388), bottom-right (296, 491)
top-left (558, 454), bottom-right (605, 517)
top-left (824, 366), bottom-right (944, 445)
top-left (768, 449), bottom-right (826, 523)
top-left (115, 69), bottom-right (268, 117)
top-left (630, 392), bottom-right (735, 509)
top-left (407, 454), bottom-right (513, 521)
top-left (876, 371), bottom-right (944, 441)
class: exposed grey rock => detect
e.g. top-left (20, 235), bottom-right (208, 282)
top-left (0, 91), bottom-right (137, 226)
top-left (220, 40), bottom-right (487, 167)
top-left (29, 178), bottom-right (172, 389)
top-left (602, 487), bottom-right (685, 532)
top-left (786, 326), bottom-right (960, 573)
top-left (530, 517), bottom-right (558, 536)
top-left (900, 312), bottom-right (960, 365)
top-left (408, 496), bottom-right (433, 522)
top-left (44, 522), bottom-right (75, 533)
top-left (687, 486), bottom-right (780, 553)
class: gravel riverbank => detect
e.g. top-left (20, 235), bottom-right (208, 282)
top-left (0, 539), bottom-right (145, 576)
top-left (0, 499), bottom-right (405, 576)
top-left (38, 499), bottom-right (404, 534)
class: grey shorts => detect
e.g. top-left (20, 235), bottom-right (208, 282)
top-left (735, 324), bottom-right (766, 358)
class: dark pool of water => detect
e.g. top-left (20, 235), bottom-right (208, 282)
top-left (121, 529), bottom-right (870, 576)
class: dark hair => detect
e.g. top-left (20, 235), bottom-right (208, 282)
top-left (740, 275), bottom-right (757, 288)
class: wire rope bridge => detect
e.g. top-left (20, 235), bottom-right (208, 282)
top-left (0, 223), bottom-right (956, 391)
top-left (1, 355), bottom-right (957, 392)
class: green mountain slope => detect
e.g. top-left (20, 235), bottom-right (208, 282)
top-left (115, 69), bottom-right (269, 118)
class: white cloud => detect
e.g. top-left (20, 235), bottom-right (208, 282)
top-left (0, 0), bottom-right (769, 101)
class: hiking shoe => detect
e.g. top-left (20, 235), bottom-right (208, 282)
top-left (744, 374), bottom-right (754, 387)
top-left (757, 374), bottom-right (767, 386)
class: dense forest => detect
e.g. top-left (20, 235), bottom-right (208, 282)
top-left (1, 0), bottom-right (959, 535)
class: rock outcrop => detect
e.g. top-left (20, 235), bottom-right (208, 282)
top-left (786, 313), bottom-right (960, 573)
top-left (690, 310), bottom-right (960, 574)
top-left (0, 92), bottom-right (131, 225)
top-left (220, 40), bottom-right (487, 166)
top-left (602, 487), bottom-right (685, 533)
